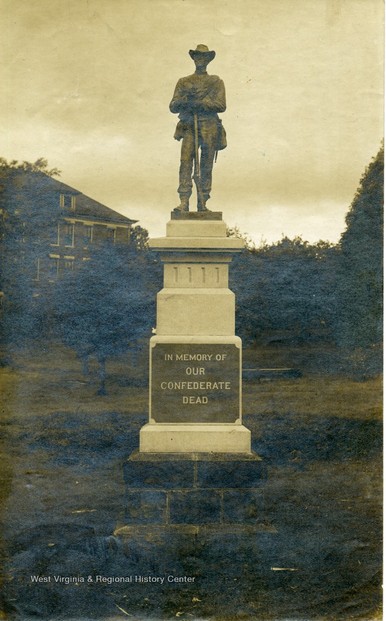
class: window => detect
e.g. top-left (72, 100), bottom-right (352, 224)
top-left (83, 225), bottom-right (93, 246)
top-left (48, 257), bottom-right (59, 280)
top-left (60, 194), bottom-right (75, 209)
top-left (50, 223), bottom-right (60, 246)
top-left (107, 228), bottom-right (116, 243)
top-left (115, 227), bottom-right (129, 244)
top-left (63, 223), bottom-right (74, 247)
top-left (63, 259), bottom-right (74, 271)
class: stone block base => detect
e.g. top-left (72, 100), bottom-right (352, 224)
top-left (140, 424), bottom-right (251, 453)
top-left (156, 288), bottom-right (236, 335)
top-left (122, 451), bottom-right (266, 529)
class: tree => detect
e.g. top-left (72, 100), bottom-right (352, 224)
top-left (129, 224), bottom-right (150, 251)
top-left (231, 236), bottom-right (339, 346)
top-left (337, 145), bottom-right (383, 348)
top-left (0, 157), bottom-right (61, 178)
top-left (0, 159), bottom-right (62, 349)
top-left (226, 225), bottom-right (257, 250)
top-left (52, 242), bottom-right (159, 394)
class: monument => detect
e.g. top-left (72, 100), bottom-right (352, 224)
top-left (119, 45), bottom-right (263, 535)
top-left (139, 45), bottom-right (251, 454)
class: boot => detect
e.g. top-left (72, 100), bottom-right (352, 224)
top-left (174, 195), bottom-right (189, 213)
top-left (197, 195), bottom-right (211, 212)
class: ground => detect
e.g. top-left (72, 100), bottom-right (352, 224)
top-left (0, 343), bottom-right (382, 621)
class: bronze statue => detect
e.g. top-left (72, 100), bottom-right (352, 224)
top-left (170, 44), bottom-right (227, 213)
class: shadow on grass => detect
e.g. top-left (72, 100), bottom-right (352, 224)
top-left (24, 411), bottom-right (147, 469)
top-left (11, 409), bottom-right (382, 472)
top-left (247, 413), bottom-right (382, 467)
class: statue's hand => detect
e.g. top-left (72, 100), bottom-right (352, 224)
top-left (186, 93), bottom-right (199, 110)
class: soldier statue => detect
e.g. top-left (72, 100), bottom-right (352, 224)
top-left (170, 44), bottom-right (227, 213)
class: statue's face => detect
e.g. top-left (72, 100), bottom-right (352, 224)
top-left (194, 56), bottom-right (209, 71)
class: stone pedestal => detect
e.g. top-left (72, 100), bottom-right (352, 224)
top-left (118, 450), bottom-right (266, 531)
top-left (139, 212), bottom-right (252, 454)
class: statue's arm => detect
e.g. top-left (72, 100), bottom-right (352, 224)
top-left (199, 79), bottom-right (226, 113)
top-left (169, 79), bottom-right (189, 114)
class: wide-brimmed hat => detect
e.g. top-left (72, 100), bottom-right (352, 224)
top-left (189, 44), bottom-right (216, 62)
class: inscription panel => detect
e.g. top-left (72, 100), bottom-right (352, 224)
top-left (151, 343), bottom-right (240, 423)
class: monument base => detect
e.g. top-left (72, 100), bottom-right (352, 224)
top-left (140, 423), bottom-right (251, 453)
top-left (120, 450), bottom-right (265, 530)
top-left (145, 217), bottom-right (251, 455)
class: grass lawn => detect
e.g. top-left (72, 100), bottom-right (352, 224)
top-left (0, 343), bottom-right (382, 620)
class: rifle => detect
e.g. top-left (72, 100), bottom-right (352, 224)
top-left (192, 113), bottom-right (205, 209)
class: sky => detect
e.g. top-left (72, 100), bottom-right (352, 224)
top-left (1, 0), bottom-right (383, 244)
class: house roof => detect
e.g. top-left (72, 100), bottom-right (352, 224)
top-left (11, 172), bottom-right (138, 226)
top-left (69, 192), bottom-right (137, 226)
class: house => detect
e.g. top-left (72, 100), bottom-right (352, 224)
top-left (1, 170), bottom-right (137, 286)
